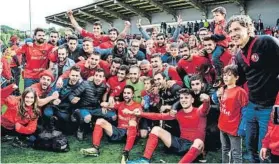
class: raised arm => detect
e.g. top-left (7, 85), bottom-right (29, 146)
top-left (118, 21), bottom-right (131, 39)
top-left (67, 10), bottom-right (82, 33)
top-left (137, 19), bottom-right (151, 40)
top-left (171, 15), bottom-right (182, 42)
top-left (198, 93), bottom-right (211, 116)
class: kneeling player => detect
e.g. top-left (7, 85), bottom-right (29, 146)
top-left (80, 85), bottom-right (142, 163)
top-left (128, 88), bottom-right (210, 163)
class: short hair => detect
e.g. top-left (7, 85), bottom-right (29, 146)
top-left (140, 60), bottom-right (150, 66)
top-left (112, 57), bottom-right (123, 65)
top-left (203, 36), bottom-right (214, 42)
top-left (124, 85), bottom-right (135, 93)
top-left (190, 74), bottom-right (204, 84)
top-left (119, 65), bottom-right (129, 74)
top-left (211, 6), bottom-right (227, 15)
top-left (225, 15), bottom-right (253, 35)
top-left (131, 39), bottom-right (140, 45)
top-left (57, 45), bottom-right (69, 54)
top-left (223, 64), bottom-right (239, 77)
top-left (64, 28), bottom-right (74, 33)
top-left (179, 88), bottom-right (195, 97)
top-left (117, 38), bottom-right (126, 43)
top-left (70, 65), bottom-right (81, 72)
top-left (34, 27), bottom-right (45, 36)
top-left (108, 27), bottom-right (119, 35)
top-left (129, 65), bottom-right (140, 72)
top-left (150, 53), bottom-right (162, 60)
top-left (179, 43), bottom-right (190, 50)
top-left (153, 72), bottom-right (166, 79)
top-left (199, 27), bottom-right (208, 32)
top-left (50, 30), bottom-right (59, 36)
top-left (68, 35), bottom-right (78, 41)
top-left (143, 77), bottom-right (154, 84)
top-left (91, 51), bottom-right (101, 57)
top-left (83, 37), bottom-right (93, 43)
top-left (170, 42), bottom-right (179, 49)
top-left (93, 21), bottom-right (102, 28)
top-left (156, 33), bottom-right (165, 39)
top-left (95, 68), bottom-right (105, 76)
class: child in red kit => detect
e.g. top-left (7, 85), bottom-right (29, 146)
top-left (260, 92), bottom-right (279, 163)
top-left (213, 65), bottom-right (248, 163)
top-left (211, 6), bottom-right (229, 86)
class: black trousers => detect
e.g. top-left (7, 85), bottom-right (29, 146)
top-left (271, 153), bottom-right (279, 163)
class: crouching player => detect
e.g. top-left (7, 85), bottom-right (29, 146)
top-left (128, 88), bottom-right (210, 163)
top-left (80, 85), bottom-right (142, 163)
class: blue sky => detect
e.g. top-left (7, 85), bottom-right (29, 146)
top-left (0, 0), bottom-right (93, 31)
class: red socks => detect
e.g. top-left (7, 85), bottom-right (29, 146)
top-left (124, 126), bottom-right (137, 151)
top-left (143, 133), bottom-right (159, 160)
top-left (92, 124), bottom-right (103, 147)
top-left (179, 147), bottom-right (200, 163)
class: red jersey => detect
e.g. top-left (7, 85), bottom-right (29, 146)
top-left (114, 101), bottom-right (142, 129)
top-left (140, 102), bottom-right (210, 141)
top-left (60, 60), bottom-right (110, 80)
top-left (275, 92), bottom-right (279, 105)
top-left (218, 86), bottom-right (248, 136)
top-left (10, 45), bottom-right (22, 67)
top-left (146, 48), bottom-right (156, 62)
top-left (99, 41), bottom-right (114, 49)
top-left (30, 83), bottom-right (51, 98)
top-left (16, 43), bottom-right (53, 79)
top-left (208, 49), bottom-right (232, 67)
top-left (147, 66), bottom-right (183, 86)
top-left (154, 43), bottom-right (167, 55)
top-left (1, 96), bottom-right (38, 134)
top-left (81, 29), bottom-right (110, 47)
top-left (1, 84), bottom-right (15, 104)
top-left (107, 76), bottom-right (126, 98)
top-left (214, 20), bottom-right (229, 48)
top-left (1, 57), bottom-right (12, 80)
top-left (262, 121), bottom-right (279, 155)
top-left (177, 55), bottom-right (209, 76)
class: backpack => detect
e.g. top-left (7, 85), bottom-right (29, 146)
top-left (32, 130), bottom-right (70, 152)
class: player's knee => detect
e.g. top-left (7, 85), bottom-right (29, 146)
top-left (84, 115), bottom-right (92, 123)
top-left (140, 130), bottom-right (148, 138)
top-left (192, 139), bottom-right (204, 150)
top-left (96, 118), bottom-right (106, 126)
top-left (150, 126), bottom-right (162, 136)
top-left (128, 120), bottom-right (137, 127)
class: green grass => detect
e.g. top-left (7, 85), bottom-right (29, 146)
top-left (1, 134), bottom-right (222, 163)
top-left (1, 75), bottom-right (222, 163)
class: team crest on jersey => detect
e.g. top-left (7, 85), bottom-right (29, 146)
top-left (251, 53), bottom-right (259, 62)
top-left (41, 50), bottom-right (47, 55)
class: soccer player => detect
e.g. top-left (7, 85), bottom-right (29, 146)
top-left (127, 88), bottom-right (210, 163)
top-left (13, 28), bottom-right (54, 88)
top-left (80, 85), bottom-right (142, 163)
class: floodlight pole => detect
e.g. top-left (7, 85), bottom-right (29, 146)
top-left (29, 0), bottom-right (32, 35)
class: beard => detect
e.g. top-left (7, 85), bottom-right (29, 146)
top-left (36, 38), bottom-right (45, 44)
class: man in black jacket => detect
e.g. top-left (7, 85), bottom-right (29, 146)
top-left (44, 66), bottom-right (82, 133)
top-left (70, 68), bottom-right (115, 140)
top-left (226, 15), bottom-right (279, 162)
